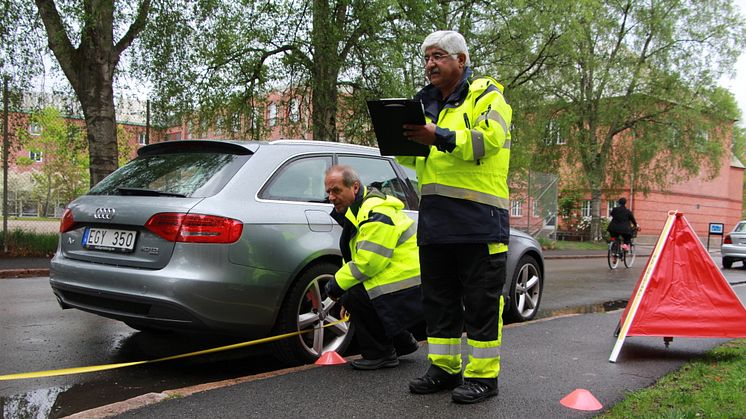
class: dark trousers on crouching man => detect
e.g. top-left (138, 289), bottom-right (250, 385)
top-left (340, 283), bottom-right (422, 369)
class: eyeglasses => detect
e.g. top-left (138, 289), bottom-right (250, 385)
top-left (423, 53), bottom-right (456, 65)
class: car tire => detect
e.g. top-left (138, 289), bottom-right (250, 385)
top-left (722, 257), bottom-right (733, 269)
top-left (270, 262), bottom-right (353, 365)
top-left (504, 255), bottom-right (543, 322)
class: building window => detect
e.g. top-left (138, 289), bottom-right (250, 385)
top-left (214, 117), bottom-right (224, 136)
top-left (198, 118), bottom-right (209, 136)
top-left (29, 151), bottom-right (43, 162)
top-left (138, 132), bottom-right (147, 145)
top-left (29, 123), bottom-right (42, 136)
top-left (250, 109), bottom-right (261, 130)
top-left (230, 112), bottom-right (241, 132)
top-left (510, 200), bottom-right (522, 217)
top-left (581, 200), bottom-right (591, 217)
top-left (532, 200), bottom-right (540, 217)
top-left (268, 103), bottom-right (277, 127)
top-left (607, 199), bottom-right (616, 217)
top-left (544, 119), bottom-right (565, 145)
top-left (667, 126), bottom-right (681, 148)
top-left (289, 99), bottom-right (300, 123)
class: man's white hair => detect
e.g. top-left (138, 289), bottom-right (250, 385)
top-left (421, 30), bottom-right (471, 67)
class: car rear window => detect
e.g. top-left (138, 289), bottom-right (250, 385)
top-left (734, 222), bottom-right (746, 233)
top-left (89, 152), bottom-right (250, 197)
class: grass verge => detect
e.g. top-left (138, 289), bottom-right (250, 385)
top-left (0, 229), bottom-right (57, 257)
top-left (538, 238), bottom-right (608, 251)
top-left (600, 339), bottom-right (746, 418)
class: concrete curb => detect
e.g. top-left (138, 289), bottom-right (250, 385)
top-left (63, 363), bottom-right (321, 419)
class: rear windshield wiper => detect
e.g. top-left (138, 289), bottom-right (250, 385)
top-left (116, 187), bottom-right (187, 197)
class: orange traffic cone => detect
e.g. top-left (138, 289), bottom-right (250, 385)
top-left (559, 389), bottom-right (603, 411)
top-left (315, 351), bottom-right (347, 365)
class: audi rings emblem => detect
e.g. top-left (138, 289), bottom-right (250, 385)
top-left (94, 207), bottom-right (116, 220)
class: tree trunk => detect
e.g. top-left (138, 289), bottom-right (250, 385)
top-left (311, 77), bottom-right (339, 142)
top-left (590, 187), bottom-right (603, 241)
top-left (310, 0), bottom-right (342, 142)
top-left (35, 0), bottom-right (150, 186)
top-left (80, 94), bottom-right (119, 186)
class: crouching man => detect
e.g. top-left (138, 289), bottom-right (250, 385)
top-left (324, 165), bottom-right (423, 370)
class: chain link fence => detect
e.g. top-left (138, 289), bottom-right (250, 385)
top-left (511, 171), bottom-right (559, 239)
top-left (1, 169), bottom-right (64, 255)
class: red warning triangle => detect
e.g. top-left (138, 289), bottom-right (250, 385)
top-left (619, 212), bottom-right (746, 338)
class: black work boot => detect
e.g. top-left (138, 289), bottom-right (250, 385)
top-left (451, 378), bottom-right (498, 404)
top-left (351, 350), bottom-right (399, 370)
top-left (394, 333), bottom-right (419, 357)
top-left (409, 365), bottom-right (463, 394)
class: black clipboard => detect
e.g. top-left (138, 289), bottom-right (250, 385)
top-left (367, 99), bottom-right (430, 156)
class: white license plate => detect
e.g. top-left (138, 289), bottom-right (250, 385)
top-left (83, 227), bottom-right (137, 252)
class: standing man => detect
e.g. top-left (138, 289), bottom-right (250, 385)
top-left (324, 165), bottom-right (422, 370)
top-left (399, 30), bottom-right (512, 404)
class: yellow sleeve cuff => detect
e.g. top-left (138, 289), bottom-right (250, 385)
top-left (488, 242), bottom-right (508, 254)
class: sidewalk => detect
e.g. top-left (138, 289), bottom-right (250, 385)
top-left (0, 256), bottom-right (50, 278)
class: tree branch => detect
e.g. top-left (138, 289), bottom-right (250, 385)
top-left (507, 31), bottom-right (560, 89)
top-left (34, 0), bottom-right (78, 82)
top-left (114, 0), bottom-right (152, 60)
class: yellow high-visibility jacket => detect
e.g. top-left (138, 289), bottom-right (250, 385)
top-left (397, 72), bottom-right (512, 245)
top-left (334, 187), bottom-right (420, 299)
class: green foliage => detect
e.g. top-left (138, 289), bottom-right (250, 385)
top-left (137, 0), bottom-right (425, 144)
top-left (514, 0), bottom-right (746, 241)
top-left (559, 189), bottom-right (582, 218)
top-left (554, 240), bottom-right (608, 251)
top-left (9, 0), bottom-right (744, 211)
top-left (135, 0), bottom-right (565, 147)
top-left (536, 236), bottom-right (556, 250)
top-left (0, 1), bottom-right (44, 87)
top-left (16, 107), bottom-right (89, 209)
top-left (116, 125), bottom-right (134, 166)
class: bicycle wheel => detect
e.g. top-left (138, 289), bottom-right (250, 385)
top-left (608, 241), bottom-right (620, 269)
top-left (623, 243), bottom-right (636, 267)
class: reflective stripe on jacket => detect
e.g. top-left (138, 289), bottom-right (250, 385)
top-left (334, 187), bottom-right (420, 298)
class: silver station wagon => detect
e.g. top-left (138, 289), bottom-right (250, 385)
top-left (50, 140), bottom-right (545, 365)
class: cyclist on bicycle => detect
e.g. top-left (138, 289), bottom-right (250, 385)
top-left (607, 197), bottom-right (638, 251)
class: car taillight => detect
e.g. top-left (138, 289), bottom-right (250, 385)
top-left (724, 234), bottom-right (732, 244)
top-left (60, 208), bottom-right (76, 233)
top-left (145, 213), bottom-right (243, 243)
